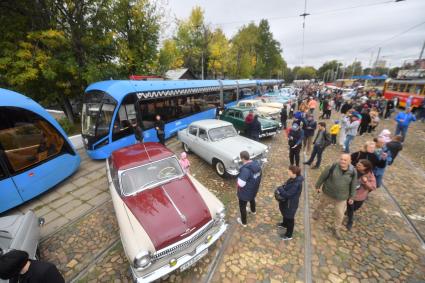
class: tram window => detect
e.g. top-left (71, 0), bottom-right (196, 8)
top-left (399, 84), bottom-right (406, 92)
top-left (223, 89), bottom-right (238, 104)
top-left (96, 103), bottom-right (115, 138)
top-left (407, 84), bottom-right (415, 94)
top-left (415, 85), bottom-right (423, 95)
top-left (113, 102), bottom-right (137, 141)
top-left (139, 92), bottom-right (217, 129)
top-left (0, 107), bottom-right (66, 174)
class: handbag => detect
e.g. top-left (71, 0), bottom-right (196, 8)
top-left (274, 186), bottom-right (287, 202)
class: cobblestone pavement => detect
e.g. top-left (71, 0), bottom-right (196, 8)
top-left (20, 110), bottom-right (425, 283)
top-left (6, 149), bottom-right (108, 238)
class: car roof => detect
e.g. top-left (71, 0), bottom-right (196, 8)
top-left (226, 106), bottom-right (252, 112)
top-left (111, 142), bottom-right (175, 171)
top-left (190, 119), bottom-right (233, 129)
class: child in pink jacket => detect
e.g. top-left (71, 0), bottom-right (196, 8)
top-left (179, 152), bottom-right (191, 174)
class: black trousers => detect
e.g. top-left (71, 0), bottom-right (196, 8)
top-left (331, 134), bottom-right (337, 145)
top-left (239, 199), bottom-right (256, 224)
top-left (359, 125), bottom-right (368, 135)
top-left (289, 145), bottom-right (301, 166)
top-left (157, 133), bottom-right (165, 145)
top-left (347, 200), bottom-right (364, 224)
top-left (278, 202), bottom-right (295, 237)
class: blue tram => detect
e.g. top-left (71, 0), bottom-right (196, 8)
top-left (81, 79), bottom-right (282, 159)
top-left (0, 88), bottom-right (81, 213)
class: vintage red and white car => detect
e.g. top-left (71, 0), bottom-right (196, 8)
top-left (106, 142), bottom-right (227, 282)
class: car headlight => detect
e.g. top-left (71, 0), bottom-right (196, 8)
top-left (216, 207), bottom-right (226, 219)
top-left (134, 251), bottom-right (152, 269)
top-left (279, 122), bottom-right (282, 127)
top-left (233, 157), bottom-right (240, 164)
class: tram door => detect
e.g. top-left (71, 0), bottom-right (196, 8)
top-left (0, 155), bottom-right (22, 212)
top-left (111, 94), bottom-right (139, 147)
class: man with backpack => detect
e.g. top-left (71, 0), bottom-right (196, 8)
top-left (303, 122), bottom-right (331, 169)
top-left (313, 154), bottom-right (358, 239)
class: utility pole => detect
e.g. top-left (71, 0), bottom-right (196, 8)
top-left (299, 0), bottom-right (310, 65)
top-left (373, 47), bottom-right (382, 75)
top-left (351, 57), bottom-right (357, 78)
top-left (419, 40), bottom-right (425, 60)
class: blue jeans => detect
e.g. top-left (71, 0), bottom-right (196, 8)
top-left (395, 124), bottom-right (408, 142)
top-left (306, 144), bottom-right (324, 167)
top-left (344, 135), bottom-right (355, 153)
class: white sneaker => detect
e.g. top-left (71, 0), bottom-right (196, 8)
top-left (237, 218), bottom-right (247, 227)
top-left (248, 210), bottom-right (256, 215)
top-left (281, 236), bottom-right (293, 241)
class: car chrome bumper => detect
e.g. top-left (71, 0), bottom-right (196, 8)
top-left (131, 221), bottom-right (228, 283)
top-left (259, 131), bottom-right (277, 138)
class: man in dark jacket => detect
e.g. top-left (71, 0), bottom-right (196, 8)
top-left (154, 115), bottom-right (165, 145)
top-left (302, 114), bottom-right (317, 153)
top-left (249, 115), bottom-right (261, 141)
top-left (288, 123), bottom-right (304, 167)
top-left (237, 151), bottom-right (262, 227)
top-left (0, 250), bottom-right (64, 283)
top-left (313, 154), bottom-right (358, 239)
top-left (304, 122), bottom-right (330, 169)
top-left (386, 135), bottom-right (403, 165)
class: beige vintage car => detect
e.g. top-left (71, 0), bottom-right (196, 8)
top-left (236, 99), bottom-right (281, 119)
top-left (106, 142), bottom-right (227, 283)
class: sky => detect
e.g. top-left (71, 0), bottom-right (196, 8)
top-left (165, 0), bottom-right (425, 69)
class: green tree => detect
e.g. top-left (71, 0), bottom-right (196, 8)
top-left (158, 39), bottom-right (184, 75)
top-left (389, 67), bottom-right (400, 78)
top-left (317, 60), bottom-right (343, 82)
top-left (228, 23), bottom-right (259, 78)
top-left (255, 19), bottom-right (284, 78)
top-left (208, 28), bottom-right (230, 78)
top-left (294, 66), bottom-right (317, 80)
top-left (112, 0), bottom-right (162, 75)
top-left (175, 6), bottom-right (210, 78)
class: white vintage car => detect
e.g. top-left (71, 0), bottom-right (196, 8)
top-left (106, 142), bottom-right (227, 283)
top-left (236, 99), bottom-right (281, 119)
top-left (177, 120), bottom-right (268, 177)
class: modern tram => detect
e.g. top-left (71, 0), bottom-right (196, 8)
top-left (81, 79), bottom-right (282, 159)
top-left (0, 88), bottom-right (81, 213)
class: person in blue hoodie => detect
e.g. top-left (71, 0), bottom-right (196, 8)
top-left (394, 107), bottom-right (416, 142)
top-left (236, 151), bottom-right (262, 227)
top-left (276, 165), bottom-right (304, 240)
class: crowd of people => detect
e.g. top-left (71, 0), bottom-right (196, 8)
top-left (236, 83), bottom-right (419, 241)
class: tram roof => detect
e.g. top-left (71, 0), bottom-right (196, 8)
top-left (85, 79), bottom-right (281, 102)
top-left (0, 88), bottom-right (44, 111)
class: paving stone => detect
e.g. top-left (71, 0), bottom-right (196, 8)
top-left (79, 188), bottom-right (103, 201)
top-left (49, 194), bottom-right (75, 209)
top-left (87, 192), bottom-right (111, 206)
top-left (56, 199), bottom-right (83, 214)
top-left (64, 203), bottom-right (92, 220)
top-left (72, 177), bottom-right (91, 188)
top-left (41, 216), bottom-right (69, 237)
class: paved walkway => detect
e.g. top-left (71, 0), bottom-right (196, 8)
top-left (9, 112), bottom-right (425, 282)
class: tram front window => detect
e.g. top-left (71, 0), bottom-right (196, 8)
top-left (82, 91), bottom-right (117, 148)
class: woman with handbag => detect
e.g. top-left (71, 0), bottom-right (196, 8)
top-left (275, 165), bottom-right (304, 240)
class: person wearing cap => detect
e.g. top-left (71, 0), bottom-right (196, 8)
top-left (0, 250), bottom-right (64, 283)
top-left (288, 122), bottom-right (304, 167)
top-left (342, 112), bottom-right (360, 153)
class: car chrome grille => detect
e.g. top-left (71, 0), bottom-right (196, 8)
top-left (151, 220), bottom-right (215, 261)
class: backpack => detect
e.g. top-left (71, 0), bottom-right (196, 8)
top-left (324, 163), bottom-right (355, 183)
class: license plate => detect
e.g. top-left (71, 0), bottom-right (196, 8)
top-left (180, 248), bottom-right (208, 272)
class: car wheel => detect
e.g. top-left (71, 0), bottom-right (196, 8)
top-left (214, 160), bottom-right (227, 178)
top-left (182, 143), bottom-right (191, 153)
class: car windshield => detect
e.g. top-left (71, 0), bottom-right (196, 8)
top-left (120, 157), bottom-right (184, 195)
top-left (209, 125), bottom-right (238, 141)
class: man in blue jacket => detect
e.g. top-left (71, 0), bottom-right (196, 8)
top-left (394, 107), bottom-right (416, 142)
top-left (236, 151), bottom-right (262, 227)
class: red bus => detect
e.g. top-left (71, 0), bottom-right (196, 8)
top-left (383, 79), bottom-right (425, 109)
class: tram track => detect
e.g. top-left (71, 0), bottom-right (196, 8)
top-left (302, 152), bottom-right (313, 283)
